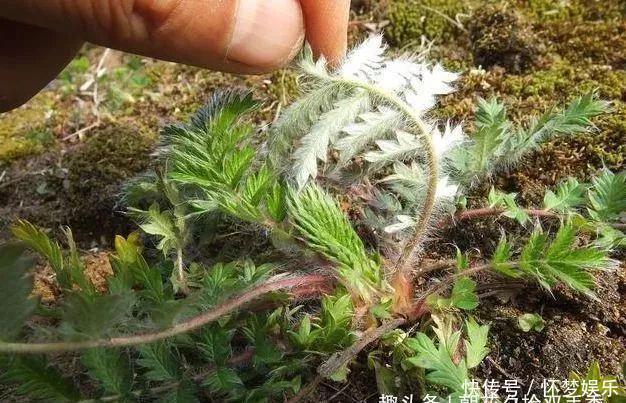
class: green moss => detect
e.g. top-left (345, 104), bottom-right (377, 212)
top-left (518, 0), bottom-right (625, 22)
top-left (543, 20), bottom-right (626, 67)
top-left (0, 94), bottom-right (57, 162)
top-left (468, 3), bottom-right (539, 72)
top-left (63, 122), bottom-right (155, 239)
top-left (385, 0), bottom-right (468, 46)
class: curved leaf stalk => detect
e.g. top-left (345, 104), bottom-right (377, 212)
top-left (0, 274), bottom-right (332, 354)
top-left (328, 77), bottom-right (440, 274)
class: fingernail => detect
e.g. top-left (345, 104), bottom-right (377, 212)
top-left (226, 0), bottom-right (304, 69)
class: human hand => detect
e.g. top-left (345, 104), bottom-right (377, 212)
top-left (0, 0), bottom-right (350, 112)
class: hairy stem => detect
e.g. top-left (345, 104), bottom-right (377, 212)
top-left (176, 247), bottom-right (189, 295)
top-left (453, 207), bottom-right (558, 222)
top-left (0, 274), bottom-right (332, 354)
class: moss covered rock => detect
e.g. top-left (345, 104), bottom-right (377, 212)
top-left (385, 0), bottom-right (468, 46)
top-left (468, 3), bottom-right (539, 73)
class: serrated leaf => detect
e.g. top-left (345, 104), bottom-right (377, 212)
top-left (137, 342), bottom-right (180, 382)
top-left (288, 184), bottom-right (381, 302)
top-left (135, 203), bottom-right (179, 255)
top-left (519, 225), bottom-right (607, 297)
top-left (198, 326), bottom-right (233, 365)
top-left (404, 333), bottom-right (468, 393)
top-left (82, 348), bottom-right (133, 396)
top-left (203, 368), bottom-right (243, 394)
top-left (588, 169), bottom-right (626, 221)
top-left (464, 318), bottom-right (490, 369)
top-left (543, 178), bottom-right (587, 213)
top-left (11, 220), bottom-right (70, 288)
top-left (450, 278), bottom-right (479, 311)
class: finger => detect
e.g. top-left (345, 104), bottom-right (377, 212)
top-left (299, 0), bottom-right (350, 66)
top-left (0, 0), bottom-right (305, 74)
top-left (0, 19), bottom-right (82, 112)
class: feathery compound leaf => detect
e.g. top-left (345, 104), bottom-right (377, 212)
top-left (82, 348), bottom-right (133, 396)
top-left (588, 169), bottom-right (626, 221)
top-left (364, 130), bottom-right (422, 166)
top-left (189, 88), bottom-right (257, 133)
top-left (0, 243), bottom-right (36, 341)
top-left (137, 342), bottom-right (181, 382)
top-left (448, 98), bottom-right (508, 183)
top-left (449, 92), bottom-right (607, 185)
top-left (335, 108), bottom-right (401, 163)
top-left (494, 224), bottom-right (610, 298)
top-left (164, 90), bottom-right (257, 191)
top-left (203, 368), bottom-right (244, 396)
top-left (292, 93), bottom-right (370, 188)
top-left (339, 34), bottom-right (386, 80)
top-left (543, 177), bottom-right (588, 213)
top-left (0, 356), bottom-right (79, 402)
top-left (288, 184), bottom-right (381, 300)
top-left (11, 219), bottom-right (70, 288)
top-left (504, 92), bottom-right (608, 165)
top-left (270, 84), bottom-right (344, 162)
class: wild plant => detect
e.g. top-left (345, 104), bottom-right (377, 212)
top-left (0, 36), bottom-right (624, 402)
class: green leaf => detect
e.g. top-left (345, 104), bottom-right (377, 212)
top-left (288, 184), bottom-right (381, 301)
top-left (455, 246), bottom-right (469, 270)
top-left (266, 182), bottom-right (288, 222)
top-left (137, 342), bottom-right (180, 382)
top-left (11, 219), bottom-right (70, 288)
top-left (543, 178), bottom-right (588, 213)
top-left (464, 318), bottom-right (490, 369)
top-left (329, 364), bottom-right (350, 382)
top-left (492, 236), bottom-right (518, 277)
top-left (197, 326), bottom-right (234, 365)
top-left (404, 333), bottom-right (468, 393)
top-left (488, 188), bottom-right (530, 225)
top-left (471, 98), bottom-right (508, 173)
top-left (241, 165), bottom-right (274, 207)
top-left (0, 356), bottom-right (80, 402)
top-left (588, 169), bottom-right (626, 221)
top-left (134, 203), bottom-right (179, 255)
top-left (62, 226), bottom-right (96, 296)
top-left (0, 243), bottom-right (36, 341)
top-left (203, 368), bottom-right (243, 394)
top-left (517, 313), bottom-right (546, 332)
top-left (82, 348), bottom-right (133, 396)
top-left (288, 314), bottom-right (317, 349)
top-left (450, 277), bottom-right (479, 310)
top-left (520, 225), bottom-right (607, 297)
top-left (60, 292), bottom-right (135, 338)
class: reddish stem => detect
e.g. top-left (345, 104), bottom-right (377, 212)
top-left (0, 274), bottom-right (333, 354)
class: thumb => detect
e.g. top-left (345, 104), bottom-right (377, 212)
top-left (0, 0), bottom-right (305, 73)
